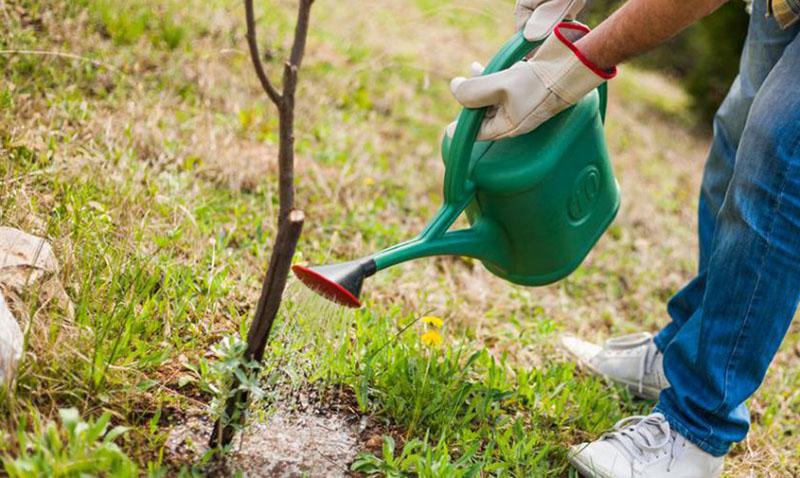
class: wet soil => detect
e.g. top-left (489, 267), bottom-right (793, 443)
top-left (166, 388), bottom-right (392, 477)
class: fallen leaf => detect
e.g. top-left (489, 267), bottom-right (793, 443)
top-left (365, 434), bottom-right (383, 449)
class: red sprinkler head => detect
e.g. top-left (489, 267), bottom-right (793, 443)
top-left (291, 258), bottom-right (376, 308)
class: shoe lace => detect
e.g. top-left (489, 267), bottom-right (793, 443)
top-left (602, 413), bottom-right (685, 471)
top-left (605, 333), bottom-right (659, 395)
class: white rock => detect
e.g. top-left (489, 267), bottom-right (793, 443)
top-left (0, 291), bottom-right (23, 385)
top-left (0, 227), bottom-right (72, 385)
top-left (0, 226), bottom-right (59, 289)
top-left (0, 227), bottom-right (72, 319)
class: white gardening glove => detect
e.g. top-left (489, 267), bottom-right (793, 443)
top-left (445, 62), bottom-right (487, 138)
top-left (515, 0), bottom-right (587, 41)
top-left (467, 61), bottom-right (485, 77)
top-left (449, 22), bottom-right (615, 141)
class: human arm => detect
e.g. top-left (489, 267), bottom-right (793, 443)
top-left (450, 0), bottom-right (730, 140)
top-left (576, 0), bottom-right (729, 70)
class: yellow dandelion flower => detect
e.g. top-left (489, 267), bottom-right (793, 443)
top-left (421, 329), bottom-right (443, 347)
top-left (421, 316), bottom-right (443, 328)
top-left (362, 177), bottom-right (376, 186)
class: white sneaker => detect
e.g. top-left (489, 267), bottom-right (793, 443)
top-left (560, 332), bottom-right (669, 400)
top-left (568, 413), bottom-right (724, 478)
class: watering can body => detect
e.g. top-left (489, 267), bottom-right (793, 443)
top-left (293, 30), bottom-right (620, 307)
top-left (440, 88), bottom-right (619, 285)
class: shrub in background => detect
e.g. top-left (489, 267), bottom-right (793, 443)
top-left (583, 0), bottom-right (749, 124)
top-left (683, 1), bottom-right (750, 123)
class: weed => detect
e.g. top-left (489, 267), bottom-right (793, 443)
top-left (200, 336), bottom-right (263, 450)
top-left (352, 435), bottom-right (483, 477)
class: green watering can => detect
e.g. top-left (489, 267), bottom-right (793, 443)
top-left (293, 30), bottom-right (620, 307)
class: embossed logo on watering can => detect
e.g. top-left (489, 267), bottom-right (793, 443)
top-left (568, 164), bottom-right (601, 224)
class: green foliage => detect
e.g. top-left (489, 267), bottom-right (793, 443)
top-left (352, 435), bottom-right (482, 477)
top-left (270, 306), bottom-right (640, 476)
top-left (87, 0), bottom-right (186, 50)
top-left (684, 1), bottom-right (750, 123)
top-left (3, 409), bottom-right (137, 477)
top-left (199, 336), bottom-right (264, 448)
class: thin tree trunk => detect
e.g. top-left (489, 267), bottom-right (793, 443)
top-left (245, 210), bottom-right (304, 363)
top-left (208, 0), bottom-right (315, 449)
top-left (277, 106), bottom-right (295, 225)
top-left (209, 211), bottom-right (304, 448)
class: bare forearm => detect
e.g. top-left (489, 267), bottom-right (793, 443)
top-left (576, 0), bottom-right (729, 69)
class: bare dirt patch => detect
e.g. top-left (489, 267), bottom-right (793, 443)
top-left (166, 389), bottom-right (389, 477)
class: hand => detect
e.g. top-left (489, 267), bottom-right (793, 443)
top-left (515, 0), bottom-right (587, 41)
top-left (444, 62), bottom-right (486, 138)
top-left (449, 22), bottom-right (615, 141)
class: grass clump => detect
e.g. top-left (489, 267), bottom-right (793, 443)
top-left (3, 408), bottom-right (136, 477)
top-left (87, 0), bottom-right (186, 50)
top-left (262, 302), bottom-right (642, 476)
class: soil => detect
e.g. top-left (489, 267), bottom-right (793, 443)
top-left (165, 388), bottom-right (391, 477)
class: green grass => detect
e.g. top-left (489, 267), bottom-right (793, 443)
top-left (85, 0), bottom-right (186, 49)
top-left (1, 0), bottom-right (798, 476)
top-left (5, 408), bottom-right (137, 477)
top-left (337, 314), bottom-right (640, 476)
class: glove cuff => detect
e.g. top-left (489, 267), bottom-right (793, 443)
top-left (530, 22), bottom-right (616, 104)
top-left (552, 22), bottom-right (616, 79)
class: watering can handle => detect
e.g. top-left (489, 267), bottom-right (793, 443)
top-left (443, 31), bottom-right (538, 204)
top-left (443, 30), bottom-right (609, 206)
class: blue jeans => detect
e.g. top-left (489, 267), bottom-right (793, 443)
top-left (652, 1), bottom-right (800, 457)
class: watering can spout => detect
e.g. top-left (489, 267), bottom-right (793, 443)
top-left (292, 224), bottom-right (503, 307)
top-left (291, 258), bottom-right (377, 308)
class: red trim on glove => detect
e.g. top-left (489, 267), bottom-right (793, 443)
top-left (553, 22), bottom-right (617, 80)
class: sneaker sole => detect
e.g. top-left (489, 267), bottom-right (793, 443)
top-left (568, 453), bottom-right (614, 478)
top-left (570, 454), bottom-right (724, 478)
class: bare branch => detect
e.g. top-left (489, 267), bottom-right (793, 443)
top-left (284, 0), bottom-right (314, 97)
top-left (274, 0), bottom-right (313, 223)
top-left (244, 0), bottom-right (282, 106)
top-left (290, 0), bottom-right (314, 67)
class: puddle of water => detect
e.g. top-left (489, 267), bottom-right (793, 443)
top-left (231, 409), bottom-right (361, 477)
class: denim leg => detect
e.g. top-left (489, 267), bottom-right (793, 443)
top-left (656, 30), bottom-right (800, 456)
top-left (654, 0), bottom-right (800, 350)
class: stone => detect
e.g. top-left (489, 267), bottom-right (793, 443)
top-left (0, 226), bottom-right (59, 289)
top-left (0, 291), bottom-right (23, 385)
top-left (0, 227), bottom-right (72, 319)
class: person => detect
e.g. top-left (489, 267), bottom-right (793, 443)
top-left (449, 0), bottom-right (800, 476)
